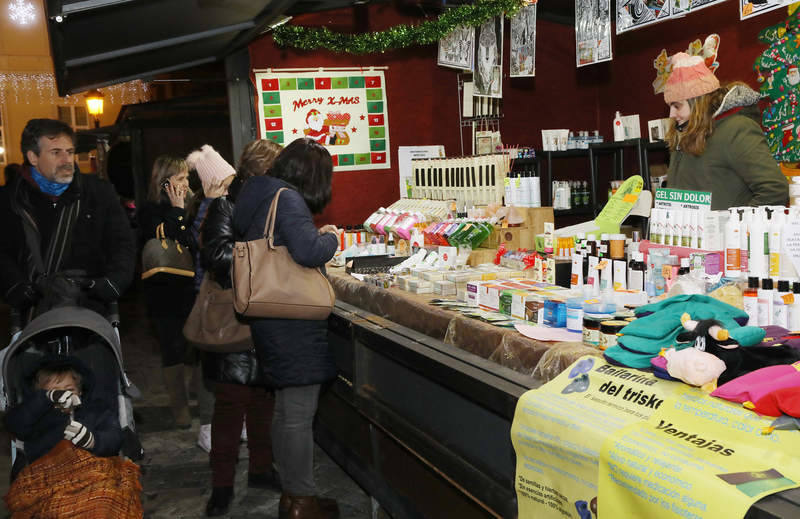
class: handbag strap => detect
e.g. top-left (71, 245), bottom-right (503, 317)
top-left (263, 188), bottom-right (289, 250)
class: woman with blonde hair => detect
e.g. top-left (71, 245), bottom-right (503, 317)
top-left (664, 52), bottom-right (788, 210)
top-left (200, 139), bottom-right (284, 516)
top-left (139, 155), bottom-right (197, 429)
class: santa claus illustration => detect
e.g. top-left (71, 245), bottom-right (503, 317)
top-left (303, 109), bottom-right (329, 144)
top-left (325, 112), bottom-right (351, 146)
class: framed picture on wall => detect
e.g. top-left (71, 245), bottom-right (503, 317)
top-left (438, 25), bottom-right (475, 71)
top-left (473, 16), bottom-right (503, 98)
top-left (510, 4), bottom-right (536, 77)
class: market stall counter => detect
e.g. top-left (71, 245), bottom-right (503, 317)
top-left (318, 269), bottom-right (800, 519)
top-left (327, 267), bottom-right (599, 381)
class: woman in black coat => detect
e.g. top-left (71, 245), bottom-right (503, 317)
top-left (200, 139), bottom-right (283, 516)
top-left (232, 138), bottom-right (340, 519)
top-left (138, 155), bottom-right (197, 429)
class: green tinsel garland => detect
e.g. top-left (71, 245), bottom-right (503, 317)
top-left (272, 0), bottom-right (525, 54)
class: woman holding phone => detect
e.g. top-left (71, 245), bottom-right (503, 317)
top-left (139, 155), bottom-right (198, 429)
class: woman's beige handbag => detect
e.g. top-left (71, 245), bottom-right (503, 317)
top-left (231, 188), bottom-right (335, 320)
top-left (183, 274), bottom-right (252, 352)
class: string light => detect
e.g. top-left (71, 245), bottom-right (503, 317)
top-left (8, 0), bottom-right (35, 25)
top-left (0, 73), bottom-right (149, 107)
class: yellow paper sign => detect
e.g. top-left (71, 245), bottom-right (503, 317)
top-left (594, 176), bottom-right (644, 235)
top-left (511, 357), bottom-right (800, 519)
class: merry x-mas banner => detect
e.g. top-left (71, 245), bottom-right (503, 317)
top-left (254, 69), bottom-right (391, 171)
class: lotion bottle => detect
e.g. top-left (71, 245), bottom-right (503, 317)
top-left (724, 208), bottom-right (741, 278)
top-left (759, 278), bottom-right (775, 327)
top-left (748, 207), bottom-right (767, 279)
top-left (789, 281), bottom-right (800, 331)
top-left (774, 279), bottom-right (791, 328)
top-left (613, 111), bottom-right (625, 141)
top-left (743, 276), bottom-right (760, 327)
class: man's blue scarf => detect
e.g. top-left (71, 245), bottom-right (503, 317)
top-left (31, 166), bottom-right (71, 197)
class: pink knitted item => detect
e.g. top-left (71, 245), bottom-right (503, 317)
top-left (664, 52), bottom-right (720, 103)
top-left (186, 145), bottom-right (236, 196)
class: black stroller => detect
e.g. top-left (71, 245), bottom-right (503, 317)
top-left (0, 304), bottom-right (143, 474)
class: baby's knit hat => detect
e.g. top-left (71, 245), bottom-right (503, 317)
top-left (186, 145), bottom-right (235, 196)
top-left (664, 52), bottom-right (720, 103)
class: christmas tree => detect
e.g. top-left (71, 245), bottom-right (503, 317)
top-left (755, 5), bottom-right (800, 162)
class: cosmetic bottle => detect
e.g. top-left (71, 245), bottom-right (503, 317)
top-left (759, 278), bottom-right (775, 327)
top-left (743, 276), bottom-right (760, 327)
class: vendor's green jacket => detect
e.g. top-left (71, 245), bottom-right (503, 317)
top-left (667, 84), bottom-right (788, 210)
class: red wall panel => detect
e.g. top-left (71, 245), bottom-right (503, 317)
top-left (248, 3), bottom-right (785, 225)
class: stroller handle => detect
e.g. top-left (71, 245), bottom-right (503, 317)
top-left (9, 308), bottom-right (22, 336)
top-left (108, 301), bottom-right (120, 328)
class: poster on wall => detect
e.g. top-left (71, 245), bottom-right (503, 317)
top-left (672, 0), bottom-right (725, 17)
top-left (437, 25), bottom-right (475, 71)
top-left (254, 70), bottom-right (390, 172)
top-left (576, 0), bottom-right (612, 67)
top-left (740, 0), bottom-right (787, 20)
top-left (616, 0), bottom-right (671, 34)
top-left (509, 4), bottom-right (537, 77)
top-left (473, 17), bottom-right (503, 98)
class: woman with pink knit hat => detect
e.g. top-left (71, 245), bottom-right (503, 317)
top-left (664, 52), bottom-right (788, 210)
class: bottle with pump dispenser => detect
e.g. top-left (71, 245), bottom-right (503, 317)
top-left (739, 207), bottom-right (751, 277)
top-left (768, 207), bottom-right (784, 278)
top-left (724, 208), bottom-right (741, 278)
top-left (749, 207), bottom-right (768, 279)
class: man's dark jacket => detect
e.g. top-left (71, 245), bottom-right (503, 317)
top-left (0, 166), bottom-right (135, 306)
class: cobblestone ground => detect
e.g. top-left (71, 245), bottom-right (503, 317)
top-left (0, 287), bottom-right (375, 519)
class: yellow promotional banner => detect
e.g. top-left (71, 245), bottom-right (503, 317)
top-left (599, 388), bottom-right (800, 519)
top-left (511, 356), bottom-right (800, 519)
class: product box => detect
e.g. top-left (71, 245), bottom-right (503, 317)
top-left (648, 118), bottom-right (671, 142)
top-left (478, 283), bottom-right (505, 311)
top-left (520, 207), bottom-right (555, 235)
top-left (438, 246), bottom-right (457, 267)
top-left (467, 248), bottom-right (498, 267)
top-left (434, 280), bottom-right (457, 296)
top-left (422, 270), bottom-right (446, 282)
top-left (465, 280), bottom-right (485, 306)
top-left (511, 290), bottom-right (536, 320)
top-left (489, 226), bottom-right (536, 251)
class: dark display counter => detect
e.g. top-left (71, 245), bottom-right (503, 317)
top-left (319, 293), bottom-right (800, 519)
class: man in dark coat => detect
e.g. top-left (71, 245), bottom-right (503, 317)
top-left (0, 119), bottom-right (135, 316)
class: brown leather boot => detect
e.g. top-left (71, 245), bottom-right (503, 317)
top-left (286, 496), bottom-right (339, 519)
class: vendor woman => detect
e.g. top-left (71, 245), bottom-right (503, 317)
top-left (664, 52), bottom-right (788, 210)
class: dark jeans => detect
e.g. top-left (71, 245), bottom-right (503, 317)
top-left (272, 384), bottom-right (321, 496)
top-left (210, 382), bottom-right (275, 487)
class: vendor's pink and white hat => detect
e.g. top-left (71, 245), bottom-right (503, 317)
top-left (664, 52), bottom-right (720, 103)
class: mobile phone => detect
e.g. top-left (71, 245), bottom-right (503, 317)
top-left (162, 180), bottom-right (170, 189)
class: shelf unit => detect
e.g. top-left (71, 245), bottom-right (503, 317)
top-left (541, 148), bottom-right (594, 214)
top-left (456, 73), bottom-right (502, 155)
top-left (538, 138), bottom-right (668, 220)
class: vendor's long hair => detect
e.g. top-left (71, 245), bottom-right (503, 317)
top-left (665, 81), bottom-right (748, 156)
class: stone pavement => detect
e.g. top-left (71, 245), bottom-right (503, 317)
top-left (0, 289), bottom-right (380, 519)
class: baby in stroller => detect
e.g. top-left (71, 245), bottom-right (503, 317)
top-left (3, 355), bottom-right (142, 518)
